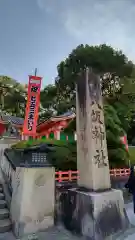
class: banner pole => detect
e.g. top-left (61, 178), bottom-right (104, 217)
top-left (35, 68), bottom-right (37, 77)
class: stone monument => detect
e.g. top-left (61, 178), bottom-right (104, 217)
top-left (8, 145), bottom-right (55, 238)
top-left (61, 68), bottom-right (129, 240)
top-left (76, 68), bottom-right (110, 191)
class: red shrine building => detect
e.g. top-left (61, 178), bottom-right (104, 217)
top-left (36, 112), bottom-right (76, 139)
top-left (0, 112), bottom-right (76, 140)
top-left (0, 114), bottom-right (23, 138)
top-left (0, 112), bottom-right (128, 151)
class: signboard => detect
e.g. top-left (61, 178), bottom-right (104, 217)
top-left (23, 75), bottom-right (42, 136)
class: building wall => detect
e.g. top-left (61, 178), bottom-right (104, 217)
top-left (0, 123), bottom-right (6, 135)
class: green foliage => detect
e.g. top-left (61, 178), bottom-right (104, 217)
top-left (39, 44), bottom-right (135, 168)
top-left (41, 44), bottom-right (134, 119)
top-left (48, 141), bottom-right (76, 170)
top-left (8, 44), bottom-right (135, 168)
top-left (63, 104), bottom-right (128, 167)
top-left (11, 138), bottom-right (68, 149)
top-left (0, 76), bottom-right (26, 117)
top-left (63, 119), bottom-right (76, 133)
top-left (56, 44), bottom-right (133, 93)
top-left (104, 104), bottom-right (129, 167)
top-left (129, 146), bottom-right (135, 164)
top-left (12, 138), bottom-right (77, 170)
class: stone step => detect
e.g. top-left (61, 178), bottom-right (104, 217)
top-left (0, 200), bottom-right (6, 209)
top-left (0, 209), bottom-right (9, 220)
top-left (0, 193), bottom-right (4, 200)
top-left (0, 219), bottom-right (11, 233)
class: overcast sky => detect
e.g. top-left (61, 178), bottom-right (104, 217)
top-left (0, 0), bottom-right (135, 87)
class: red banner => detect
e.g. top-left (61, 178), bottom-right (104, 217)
top-left (23, 75), bottom-right (42, 136)
top-left (120, 135), bottom-right (128, 152)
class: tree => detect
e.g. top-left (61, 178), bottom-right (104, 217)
top-left (12, 138), bottom-right (77, 170)
top-left (63, 103), bottom-right (128, 167)
top-left (56, 44), bottom-right (133, 95)
top-left (5, 89), bottom-right (26, 117)
top-left (40, 84), bottom-right (76, 119)
top-left (40, 85), bottom-right (57, 120)
top-left (104, 104), bottom-right (128, 167)
top-left (54, 45), bottom-right (133, 112)
top-left (40, 44), bottom-right (134, 167)
top-left (0, 76), bottom-right (26, 117)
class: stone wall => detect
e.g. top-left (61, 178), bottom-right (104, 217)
top-left (0, 138), bottom-right (19, 209)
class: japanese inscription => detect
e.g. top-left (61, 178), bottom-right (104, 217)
top-left (23, 75), bottom-right (42, 136)
top-left (91, 109), bottom-right (103, 124)
top-left (31, 86), bottom-right (39, 93)
top-left (27, 95), bottom-right (36, 131)
top-left (92, 125), bottom-right (104, 147)
top-left (27, 84), bottom-right (39, 131)
top-left (94, 149), bottom-right (107, 168)
top-left (87, 68), bottom-right (108, 168)
top-left (91, 104), bottom-right (107, 168)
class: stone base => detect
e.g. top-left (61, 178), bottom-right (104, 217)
top-left (59, 188), bottom-right (129, 240)
top-left (10, 167), bottom-right (55, 238)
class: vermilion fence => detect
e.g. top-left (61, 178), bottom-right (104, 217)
top-left (55, 168), bottom-right (130, 182)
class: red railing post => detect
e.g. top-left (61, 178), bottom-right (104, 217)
top-left (58, 171), bottom-right (62, 182)
top-left (68, 170), bottom-right (72, 181)
top-left (55, 168), bottom-right (130, 182)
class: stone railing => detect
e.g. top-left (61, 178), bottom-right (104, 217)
top-left (1, 150), bottom-right (16, 194)
top-left (0, 144), bottom-right (19, 188)
top-left (0, 138), bottom-right (19, 207)
top-left (1, 144), bottom-right (54, 238)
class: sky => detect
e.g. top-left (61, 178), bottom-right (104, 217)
top-left (0, 0), bottom-right (135, 87)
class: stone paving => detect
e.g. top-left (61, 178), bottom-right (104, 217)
top-left (19, 202), bottom-right (135, 240)
top-left (0, 226), bottom-right (84, 240)
top-left (114, 202), bottom-right (135, 240)
top-left (111, 201), bottom-right (135, 240)
top-left (1, 199), bottom-right (135, 239)
top-left (20, 226), bottom-right (85, 240)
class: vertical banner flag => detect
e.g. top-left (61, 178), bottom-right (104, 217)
top-left (120, 135), bottom-right (128, 152)
top-left (23, 75), bottom-right (42, 136)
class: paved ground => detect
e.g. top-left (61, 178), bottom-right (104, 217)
top-left (0, 185), bottom-right (135, 239)
top-left (20, 202), bottom-right (135, 240)
top-left (115, 202), bottom-right (135, 240)
top-left (20, 226), bottom-right (85, 240)
top-left (1, 202), bottom-right (134, 240)
top-left (0, 227), bottom-right (84, 240)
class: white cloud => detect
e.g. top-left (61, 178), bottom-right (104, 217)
top-left (36, 0), bottom-right (55, 13)
top-left (62, 0), bottom-right (135, 62)
top-left (36, 0), bottom-right (135, 63)
top-left (37, 0), bottom-right (44, 9)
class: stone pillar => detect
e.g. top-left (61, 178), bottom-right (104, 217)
top-left (74, 132), bottom-right (77, 141)
top-left (54, 131), bottom-right (60, 140)
top-left (10, 166), bottom-right (55, 238)
top-left (46, 133), bottom-right (49, 139)
top-left (76, 68), bottom-right (110, 191)
top-left (60, 68), bottom-right (129, 240)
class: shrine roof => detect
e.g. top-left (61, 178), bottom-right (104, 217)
top-left (0, 114), bottom-right (24, 126)
top-left (37, 111), bottom-right (75, 131)
top-left (0, 111), bottom-right (75, 131)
